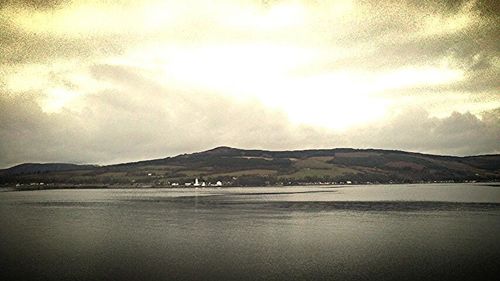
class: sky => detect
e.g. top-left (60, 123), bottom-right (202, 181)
top-left (0, 0), bottom-right (499, 168)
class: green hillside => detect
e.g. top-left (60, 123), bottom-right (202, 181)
top-left (1, 147), bottom-right (499, 188)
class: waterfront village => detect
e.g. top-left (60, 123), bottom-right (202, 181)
top-left (4, 168), bottom-right (487, 190)
top-left (172, 178), bottom-right (223, 187)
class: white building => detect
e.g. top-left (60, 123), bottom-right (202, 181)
top-left (193, 178), bottom-right (200, 186)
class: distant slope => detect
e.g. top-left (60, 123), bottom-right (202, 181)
top-left (0, 163), bottom-right (97, 176)
top-left (1, 147), bottom-right (499, 187)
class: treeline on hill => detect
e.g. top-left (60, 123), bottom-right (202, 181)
top-left (1, 147), bottom-right (499, 187)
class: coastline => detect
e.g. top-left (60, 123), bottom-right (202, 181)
top-left (2, 181), bottom-right (499, 192)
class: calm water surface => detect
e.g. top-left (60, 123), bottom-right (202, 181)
top-left (0, 183), bottom-right (499, 281)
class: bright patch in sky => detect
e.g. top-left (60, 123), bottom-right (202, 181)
top-left (41, 88), bottom-right (81, 113)
top-left (0, 0), bottom-right (498, 166)
top-left (1, 1), bottom-right (484, 122)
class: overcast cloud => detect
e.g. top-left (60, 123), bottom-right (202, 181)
top-left (0, 0), bottom-right (498, 167)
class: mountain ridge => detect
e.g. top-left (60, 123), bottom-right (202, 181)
top-left (1, 147), bottom-right (499, 187)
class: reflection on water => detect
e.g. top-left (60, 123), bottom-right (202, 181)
top-left (0, 184), bottom-right (499, 281)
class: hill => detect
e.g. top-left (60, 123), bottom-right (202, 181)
top-left (1, 147), bottom-right (499, 187)
top-left (0, 163), bottom-right (96, 176)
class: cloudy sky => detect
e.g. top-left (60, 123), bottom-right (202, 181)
top-left (0, 0), bottom-right (498, 167)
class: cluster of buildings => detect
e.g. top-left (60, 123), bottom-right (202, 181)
top-left (171, 178), bottom-right (223, 187)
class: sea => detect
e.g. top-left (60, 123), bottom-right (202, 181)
top-left (0, 183), bottom-right (499, 281)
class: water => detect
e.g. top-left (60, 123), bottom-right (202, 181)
top-left (0, 183), bottom-right (499, 281)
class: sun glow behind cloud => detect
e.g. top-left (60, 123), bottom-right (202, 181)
top-left (41, 88), bottom-right (81, 113)
top-left (109, 41), bottom-right (464, 129)
top-left (1, 0), bottom-right (498, 166)
top-left (3, 0), bottom-right (483, 128)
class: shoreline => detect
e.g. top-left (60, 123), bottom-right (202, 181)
top-left (2, 181), bottom-right (499, 192)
